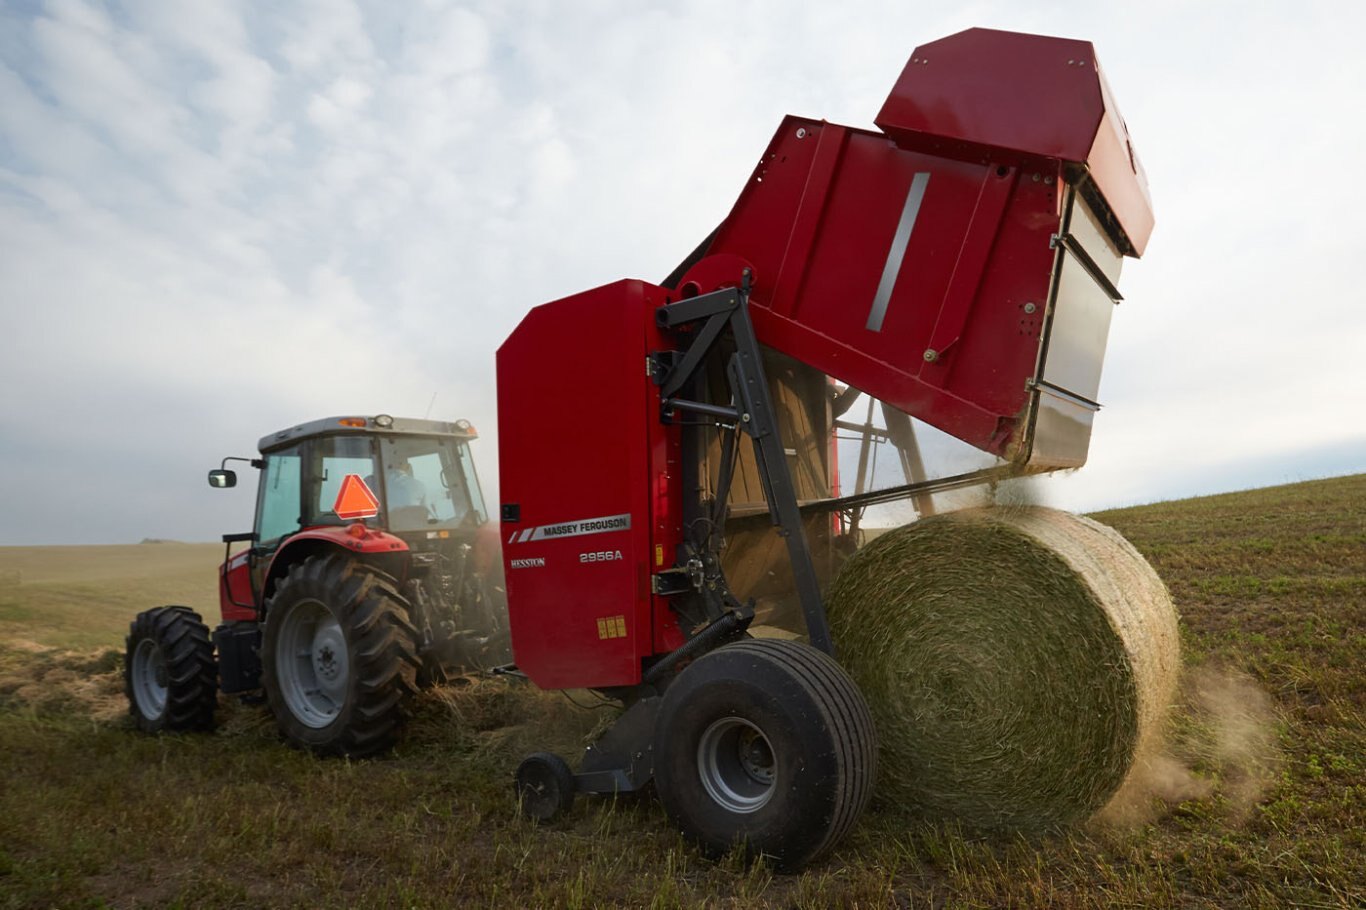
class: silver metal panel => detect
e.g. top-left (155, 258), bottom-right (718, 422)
top-left (1018, 191), bottom-right (1126, 469)
top-left (1068, 194), bottom-right (1124, 285)
top-left (865, 172), bottom-right (930, 332)
top-left (1029, 388), bottom-right (1096, 469)
top-left (1040, 237), bottom-right (1120, 403)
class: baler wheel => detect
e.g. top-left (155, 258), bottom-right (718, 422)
top-left (515, 752), bottom-right (576, 822)
top-left (652, 639), bottom-right (876, 872)
top-left (260, 554), bottom-right (420, 758)
top-left (124, 606), bottom-right (217, 733)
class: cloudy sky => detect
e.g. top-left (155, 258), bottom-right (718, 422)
top-left (1, 0), bottom-right (1363, 545)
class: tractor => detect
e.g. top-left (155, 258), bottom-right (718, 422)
top-left (123, 414), bottom-right (508, 757)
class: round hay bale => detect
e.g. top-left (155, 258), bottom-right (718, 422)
top-left (826, 506), bottom-right (1180, 828)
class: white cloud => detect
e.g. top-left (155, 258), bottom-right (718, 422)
top-left (278, 0), bottom-right (374, 75)
top-left (1, 1), bottom-right (1364, 544)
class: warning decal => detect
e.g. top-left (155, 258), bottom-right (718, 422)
top-left (333, 474), bottom-right (380, 520)
top-left (596, 615), bottom-right (627, 640)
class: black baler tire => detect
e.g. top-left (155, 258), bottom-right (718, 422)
top-left (260, 553), bottom-right (420, 758)
top-left (653, 639), bottom-right (877, 872)
top-left (124, 606), bottom-right (218, 733)
top-left (516, 752), bottom-right (576, 822)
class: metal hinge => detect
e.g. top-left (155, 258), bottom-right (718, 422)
top-left (651, 569), bottom-right (694, 595)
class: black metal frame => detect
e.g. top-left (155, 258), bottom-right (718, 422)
top-left (652, 275), bottom-right (834, 655)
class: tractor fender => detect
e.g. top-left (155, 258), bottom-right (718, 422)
top-left (260, 527), bottom-right (411, 610)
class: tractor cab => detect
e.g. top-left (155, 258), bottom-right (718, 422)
top-left (248, 414), bottom-right (486, 547)
top-left (212, 415), bottom-right (488, 610)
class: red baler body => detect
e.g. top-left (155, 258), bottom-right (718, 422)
top-left (497, 281), bottom-right (687, 689)
top-left (498, 28), bottom-right (1151, 690)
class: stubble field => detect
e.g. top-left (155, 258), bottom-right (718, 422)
top-left (1, 474), bottom-right (1363, 908)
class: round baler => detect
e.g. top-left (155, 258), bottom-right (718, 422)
top-left (499, 27), bottom-right (1163, 871)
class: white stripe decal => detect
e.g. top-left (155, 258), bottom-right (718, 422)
top-left (526, 513), bottom-right (631, 542)
top-left (866, 171), bottom-right (930, 333)
top-left (506, 513), bottom-right (633, 544)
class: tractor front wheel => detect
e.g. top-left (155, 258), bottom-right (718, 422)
top-left (261, 554), bottom-right (420, 758)
top-left (124, 606), bottom-right (217, 733)
top-left (652, 639), bottom-right (876, 872)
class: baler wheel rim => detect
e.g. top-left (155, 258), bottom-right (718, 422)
top-left (696, 716), bottom-right (776, 814)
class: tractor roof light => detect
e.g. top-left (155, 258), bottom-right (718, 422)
top-left (338, 417), bottom-right (366, 428)
top-left (455, 418), bottom-right (477, 437)
top-left (373, 414), bottom-right (394, 428)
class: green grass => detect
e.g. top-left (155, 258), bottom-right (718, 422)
top-left (2, 475), bottom-right (1364, 908)
top-left (0, 543), bottom-right (221, 650)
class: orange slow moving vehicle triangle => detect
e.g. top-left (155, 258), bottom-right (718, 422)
top-left (333, 474), bottom-right (380, 520)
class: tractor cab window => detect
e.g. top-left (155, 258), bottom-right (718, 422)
top-left (457, 442), bottom-right (487, 523)
top-left (256, 446), bottom-right (303, 546)
top-left (379, 436), bottom-right (480, 531)
top-left (310, 435), bottom-right (379, 526)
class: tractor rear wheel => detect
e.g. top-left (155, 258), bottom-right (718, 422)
top-left (261, 554), bottom-right (420, 758)
top-left (124, 606), bottom-right (217, 733)
top-left (652, 639), bottom-right (876, 872)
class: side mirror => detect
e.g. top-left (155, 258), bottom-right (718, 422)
top-left (208, 469), bottom-right (237, 489)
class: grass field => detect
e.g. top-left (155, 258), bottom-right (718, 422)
top-left (1, 475), bottom-right (1364, 908)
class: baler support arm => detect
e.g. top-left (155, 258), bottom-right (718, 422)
top-left (655, 277), bottom-right (835, 655)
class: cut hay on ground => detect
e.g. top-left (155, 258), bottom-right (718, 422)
top-left (826, 506), bottom-right (1180, 829)
top-left (0, 643), bottom-right (127, 721)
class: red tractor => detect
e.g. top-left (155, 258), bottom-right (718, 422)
top-left (124, 414), bottom-right (507, 757)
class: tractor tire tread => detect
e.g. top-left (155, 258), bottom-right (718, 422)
top-left (124, 606), bottom-right (217, 733)
top-left (261, 553), bottom-right (420, 758)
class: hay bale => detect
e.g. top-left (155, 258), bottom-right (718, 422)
top-left (825, 506), bottom-right (1180, 828)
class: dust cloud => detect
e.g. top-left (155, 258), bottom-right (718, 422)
top-left (1096, 664), bottom-right (1282, 828)
top-left (936, 471), bottom-right (1055, 513)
